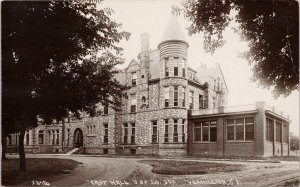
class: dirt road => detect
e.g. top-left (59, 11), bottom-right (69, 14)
top-left (17, 155), bottom-right (299, 186)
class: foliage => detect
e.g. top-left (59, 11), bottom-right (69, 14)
top-left (175, 0), bottom-right (299, 97)
top-left (2, 0), bottom-right (129, 131)
top-left (290, 133), bottom-right (299, 151)
top-left (2, 0), bottom-right (129, 169)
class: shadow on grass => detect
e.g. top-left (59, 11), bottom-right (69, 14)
top-left (138, 160), bottom-right (243, 175)
top-left (1, 158), bottom-right (80, 186)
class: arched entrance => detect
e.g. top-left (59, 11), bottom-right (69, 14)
top-left (73, 128), bottom-right (83, 148)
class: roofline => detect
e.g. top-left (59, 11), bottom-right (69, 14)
top-left (265, 110), bottom-right (291, 123)
top-left (188, 110), bottom-right (259, 119)
top-left (158, 39), bottom-right (189, 49)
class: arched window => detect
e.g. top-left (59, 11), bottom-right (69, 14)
top-left (142, 96), bottom-right (146, 104)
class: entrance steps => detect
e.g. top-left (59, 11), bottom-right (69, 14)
top-left (66, 148), bottom-right (80, 155)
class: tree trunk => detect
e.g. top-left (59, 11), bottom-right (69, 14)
top-left (19, 128), bottom-right (26, 171)
top-left (2, 130), bottom-right (7, 161)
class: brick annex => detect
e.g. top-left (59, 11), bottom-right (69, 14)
top-left (7, 15), bottom-right (291, 157)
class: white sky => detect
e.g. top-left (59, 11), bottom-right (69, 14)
top-left (102, 0), bottom-right (299, 135)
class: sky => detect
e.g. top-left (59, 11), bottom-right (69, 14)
top-left (101, 0), bottom-right (299, 135)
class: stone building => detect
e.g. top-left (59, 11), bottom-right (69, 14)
top-left (6, 15), bottom-right (290, 157)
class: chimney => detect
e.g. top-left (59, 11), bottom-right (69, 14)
top-left (141, 33), bottom-right (150, 52)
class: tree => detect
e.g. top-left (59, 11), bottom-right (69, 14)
top-left (2, 1), bottom-right (130, 170)
top-left (175, 0), bottom-right (299, 97)
top-left (290, 133), bottom-right (299, 151)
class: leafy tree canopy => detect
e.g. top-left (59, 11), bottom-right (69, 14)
top-left (2, 0), bottom-right (130, 133)
top-left (175, 0), bottom-right (299, 97)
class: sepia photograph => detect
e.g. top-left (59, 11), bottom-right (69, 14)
top-left (1, 0), bottom-right (299, 186)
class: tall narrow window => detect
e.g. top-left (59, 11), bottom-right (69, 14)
top-left (174, 86), bottom-right (178, 106)
top-left (130, 94), bottom-right (136, 113)
top-left (123, 123), bottom-right (128, 144)
top-left (189, 91), bottom-right (194, 109)
top-left (173, 119), bottom-right (178, 142)
top-left (182, 87), bottom-right (186, 107)
top-left (199, 94), bottom-right (203, 109)
top-left (152, 121), bottom-right (158, 143)
top-left (56, 130), bottom-right (59, 145)
top-left (164, 119), bottom-right (169, 143)
top-left (276, 122), bottom-right (281, 143)
top-left (38, 130), bottom-right (44, 145)
top-left (131, 123), bottom-right (135, 144)
top-left (25, 131), bottom-right (30, 145)
top-left (245, 118), bottom-right (254, 141)
top-left (183, 68), bottom-right (185, 77)
top-left (202, 122), bottom-right (209, 141)
top-left (210, 121), bottom-right (217, 142)
top-left (165, 58), bottom-right (169, 77)
top-left (104, 105), bottom-right (108, 115)
top-left (104, 124), bottom-right (108, 143)
top-left (52, 130), bottom-right (55, 145)
top-left (182, 119), bottom-right (185, 142)
top-left (164, 87), bottom-right (170, 107)
top-left (212, 97), bottom-right (216, 108)
top-left (132, 72), bottom-right (137, 86)
top-left (67, 129), bottom-right (70, 146)
top-left (174, 58), bottom-right (178, 76)
top-left (227, 119), bottom-right (234, 141)
top-left (266, 118), bottom-right (274, 142)
top-left (194, 123), bottom-right (201, 142)
top-left (236, 119), bottom-right (244, 141)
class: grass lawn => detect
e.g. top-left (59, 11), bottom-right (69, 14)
top-left (2, 158), bottom-right (80, 186)
top-left (139, 160), bottom-right (243, 175)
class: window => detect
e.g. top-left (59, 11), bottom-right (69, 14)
top-left (56, 130), bottom-right (59, 145)
top-left (174, 58), bottom-right (178, 76)
top-left (67, 129), bottom-right (70, 146)
top-left (194, 121), bottom-right (217, 142)
top-left (212, 97), bottom-right (216, 108)
top-left (174, 86), bottom-right (178, 106)
top-left (25, 131), bottom-right (30, 145)
top-left (152, 121), bottom-right (158, 143)
top-left (132, 72), bottom-right (137, 86)
top-left (194, 123), bottom-right (201, 142)
top-left (227, 119), bottom-right (235, 141)
top-left (283, 124), bottom-right (288, 143)
top-left (266, 118), bottom-right (274, 142)
top-left (52, 130), bottom-right (55, 145)
top-left (131, 123), bottom-right (135, 144)
top-left (164, 87), bottom-right (170, 107)
top-left (210, 121), bottom-right (217, 142)
top-left (141, 74), bottom-right (144, 79)
top-left (245, 118), bottom-right (254, 141)
top-left (123, 123), bottom-right (128, 144)
top-left (87, 125), bottom-right (95, 136)
top-left (189, 91), bottom-right (194, 109)
top-left (183, 68), bottom-right (185, 77)
top-left (199, 94), bottom-right (204, 109)
top-left (142, 96), bottom-right (146, 104)
top-left (182, 119), bottom-right (186, 142)
top-left (164, 119), bottom-right (169, 143)
top-left (173, 119), bottom-right (178, 142)
top-left (38, 130), bottom-right (44, 145)
top-left (236, 119), bottom-right (244, 141)
top-left (276, 122), bottom-right (282, 143)
top-left (104, 124), bottom-right (108, 143)
top-left (214, 79), bottom-right (216, 90)
top-left (226, 118), bottom-right (254, 141)
top-left (182, 87), bottom-right (186, 107)
top-left (165, 58), bottom-right (169, 77)
top-left (104, 105), bottom-right (108, 115)
top-left (130, 94), bottom-right (136, 113)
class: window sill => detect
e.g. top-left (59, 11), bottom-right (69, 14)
top-left (163, 107), bottom-right (186, 110)
top-left (193, 142), bottom-right (217, 144)
top-left (129, 112), bottom-right (137, 114)
top-left (226, 141), bottom-right (254, 143)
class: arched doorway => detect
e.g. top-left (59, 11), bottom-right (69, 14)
top-left (73, 128), bottom-right (83, 148)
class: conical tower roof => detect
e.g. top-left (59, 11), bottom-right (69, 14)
top-left (161, 14), bottom-right (186, 42)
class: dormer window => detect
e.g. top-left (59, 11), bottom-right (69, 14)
top-left (132, 72), bottom-right (137, 86)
